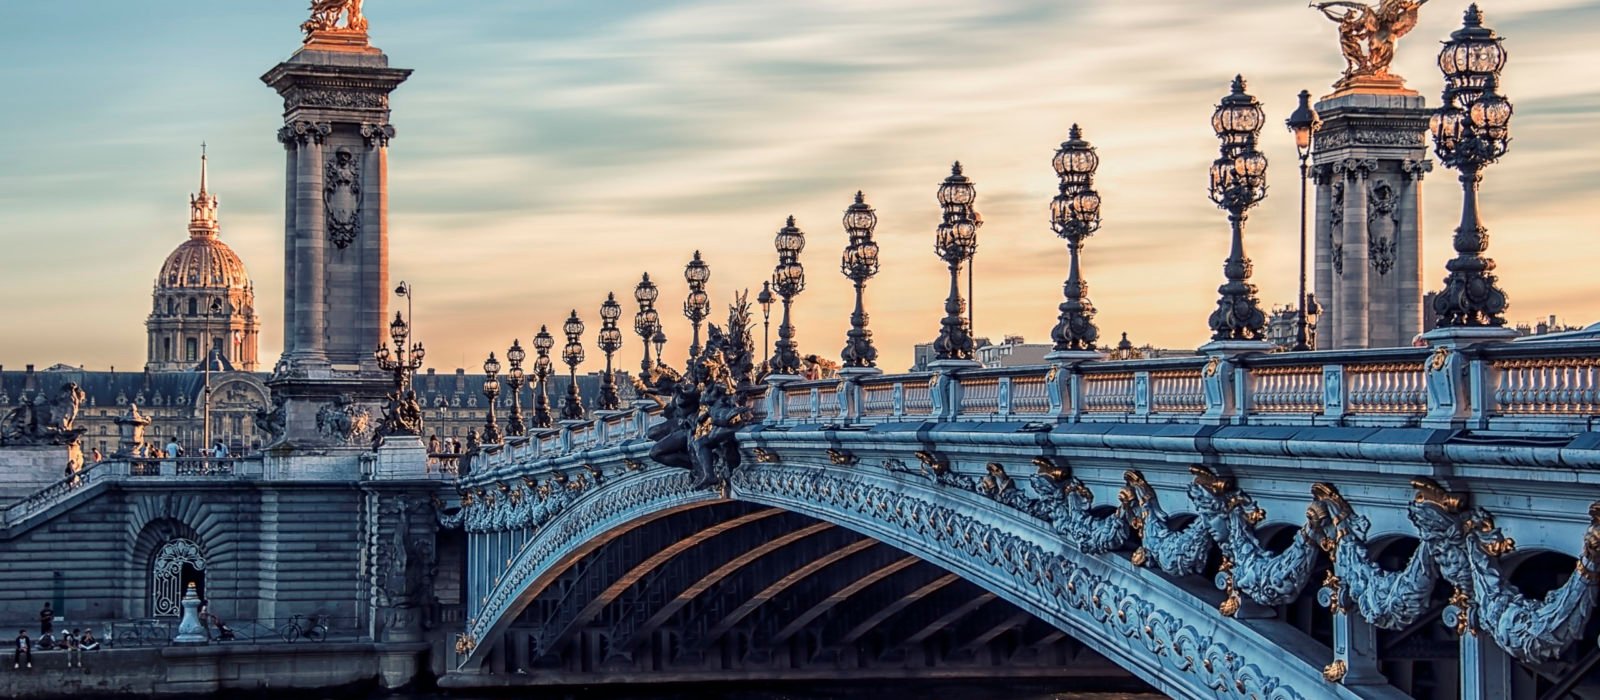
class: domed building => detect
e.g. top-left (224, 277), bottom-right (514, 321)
top-left (145, 151), bottom-right (261, 373)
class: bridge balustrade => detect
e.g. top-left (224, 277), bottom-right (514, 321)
top-left (3, 456), bottom-right (263, 528)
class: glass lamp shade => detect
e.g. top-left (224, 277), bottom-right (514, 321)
top-left (1438, 6), bottom-right (1507, 94)
top-left (600, 293), bottom-right (622, 322)
top-left (936, 162), bottom-right (976, 207)
top-left (1212, 76), bottom-right (1265, 149)
top-left (533, 325), bottom-right (555, 353)
top-left (1429, 106), bottom-right (1465, 155)
top-left (1468, 87), bottom-right (1513, 140)
top-left (389, 312), bottom-right (408, 346)
top-left (685, 290), bottom-right (710, 316)
top-left (652, 330), bottom-right (667, 357)
top-left (843, 192), bottom-right (877, 237)
top-left (533, 355), bottom-right (552, 377)
top-left (1236, 151), bottom-right (1268, 180)
top-left (757, 282), bottom-right (773, 307)
top-left (481, 377), bottom-right (498, 395)
top-left (562, 342), bottom-right (585, 366)
top-left (375, 345), bottom-right (391, 363)
top-left (1209, 158), bottom-right (1235, 193)
top-left (634, 273), bottom-right (659, 306)
top-left (1285, 90), bottom-right (1320, 152)
top-left (564, 312), bottom-right (585, 340)
top-left (774, 216), bottom-right (806, 256)
top-left (684, 251), bottom-right (711, 287)
top-left (599, 327), bottom-right (623, 351)
top-left (506, 340), bottom-right (526, 366)
top-left (773, 261), bottom-right (806, 294)
top-left (412, 343), bottom-right (425, 363)
top-left (1072, 190), bottom-right (1102, 224)
top-left (634, 308), bottom-right (660, 337)
top-left (483, 352), bottom-right (501, 377)
top-left (1052, 125), bottom-right (1099, 178)
top-left (507, 367), bottom-right (525, 386)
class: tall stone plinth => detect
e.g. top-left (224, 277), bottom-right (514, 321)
top-left (1311, 91), bottom-right (1432, 350)
top-left (262, 32), bottom-right (410, 449)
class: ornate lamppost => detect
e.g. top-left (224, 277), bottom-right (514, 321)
top-left (1429, 5), bottom-right (1512, 330)
top-left (374, 307), bottom-right (425, 440)
top-left (1206, 76), bottom-right (1270, 343)
top-left (633, 273), bottom-right (660, 371)
top-left (683, 251), bottom-right (711, 358)
top-left (1285, 91), bottom-right (1323, 351)
top-left (933, 162), bottom-right (979, 362)
top-left (597, 293), bottom-right (623, 411)
top-left (560, 311), bottom-right (587, 421)
top-left (1048, 126), bottom-right (1104, 354)
top-left (504, 340), bottom-right (526, 437)
top-left (756, 281), bottom-right (774, 371)
top-left (530, 326), bottom-right (554, 429)
top-left (480, 352), bottom-right (503, 444)
top-left (769, 216), bottom-right (806, 377)
top-left (652, 329), bottom-right (668, 366)
top-left (839, 192), bottom-right (880, 370)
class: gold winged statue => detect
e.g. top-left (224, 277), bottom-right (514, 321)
top-left (1311, 0), bottom-right (1429, 90)
top-left (302, 0), bottom-right (368, 39)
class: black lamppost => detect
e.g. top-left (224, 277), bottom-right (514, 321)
top-left (633, 273), bottom-right (660, 371)
top-left (1286, 90), bottom-right (1322, 352)
top-left (480, 352), bottom-right (503, 444)
top-left (839, 192), bottom-right (880, 369)
top-left (683, 251), bottom-right (711, 358)
top-left (1049, 125), bottom-right (1104, 353)
top-left (652, 329), bottom-right (668, 366)
top-left (375, 308), bottom-right (425, 437)
top-left (934, 162), bottom-right (979, 361)
top-left (530, 326), bottom-right (554, 429)
top-left (561, 311), bottom-right (587, 421)
top-left (1206, 76), bottom-right (1270, 343)
top-left (1429, 4), bottom-right (1512, 329)
top-left (757, 281), bottom-right (774, 371)
top-left (769, 216), bottom-right (806, 376)
top-left (504, 340), bottom-right (526, 437)
top-left (598, 293), bottom-right (623, 411)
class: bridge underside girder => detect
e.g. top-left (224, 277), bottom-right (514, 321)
top-left (478, 501), bottom-right (1132, 686)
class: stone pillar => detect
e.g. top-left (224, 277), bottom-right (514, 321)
top-left (1310, 92), bottom-right (1431, 349)
top-left (1339, 158), bottom-right (1373, 349)
top-left (261, 31), bottom-right (411, 450)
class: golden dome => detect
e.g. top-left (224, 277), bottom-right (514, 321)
top-left (155, 151), bottom-right (252, 292)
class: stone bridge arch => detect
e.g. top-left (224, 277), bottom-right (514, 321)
top-left (455, 461), bottom-right (1345, 698)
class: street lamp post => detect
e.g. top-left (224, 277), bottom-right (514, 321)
top-left (839, 192), bottom-right (880, 370)
top-left (374, 307), bottom-right (426, 440)
top-left (652, 329), bottom-right (668, 367)
top-left (756, 281), bottom-right (774, 371)
top-left (530, 326), bottom-right (554, 429)
top-left (202, 298), bottom-right (223, 454)
top-left (561, 311), bottom-right (587, 421)
top-left (1429, 5), bottom-right (1512, 329)
top-left (683, 251), bottom-right (711, 358)
top-left (480, 352), bottom-right (502, 444)
top-left (934, 162), bottom-right (980, 362)
top-left (1206, 76), bottom-right (1270, 343)
top-left (598, 293), bottom-right (623, 411)
top-left (1286, 91), bottom-right (1322, 351)
top-left (633, 273), bottom-right (660, 372)
top-left (1049, 125), bottom-right (1104, 354)
top-left (769, 216), bottom-right (807, 377)
top-left (504, 340), bottom-right (526, 437)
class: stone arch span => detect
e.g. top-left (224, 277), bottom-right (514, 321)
top-left (454, 463), bottom-right (1344, 698)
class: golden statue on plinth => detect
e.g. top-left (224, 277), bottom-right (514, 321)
top-left (302, 0), bottom-right (367, 40)
top-left (1312, 0), bottom-right (1429, 92)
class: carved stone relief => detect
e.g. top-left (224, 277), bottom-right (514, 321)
top-left (1367, 179), bottom-right (1399, 275)
top-left (325, 147), bottom-right (362, 249)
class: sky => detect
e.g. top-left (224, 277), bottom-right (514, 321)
top-left (1, 0), bottom-right (1597, 375)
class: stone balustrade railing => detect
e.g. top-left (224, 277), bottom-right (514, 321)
top-left (3, 456), bottom-right (261, 528)
top-left (461, 341), bottom-right (1600, 470)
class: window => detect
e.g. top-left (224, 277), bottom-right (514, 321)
top-left (163, 338), bottom-right (172, 361)
top-left (185, 338), bottom-right (198, 362)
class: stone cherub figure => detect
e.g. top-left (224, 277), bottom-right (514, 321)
top-left (1312, 0), bottom-right (1429, 88)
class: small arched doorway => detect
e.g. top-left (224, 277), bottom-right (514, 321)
top-left (151, 538), bottom-right (206, 617)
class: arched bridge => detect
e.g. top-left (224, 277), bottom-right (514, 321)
top-left (441, 341), bottom-right (1600, 699)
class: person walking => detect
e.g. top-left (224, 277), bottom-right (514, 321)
top-left (12, 630), bottom-right (30, 670)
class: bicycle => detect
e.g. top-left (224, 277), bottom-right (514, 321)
top-left (277, 613), bottom-right (328, 643)
top-left (113, 619), bottom-right (169, 647)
